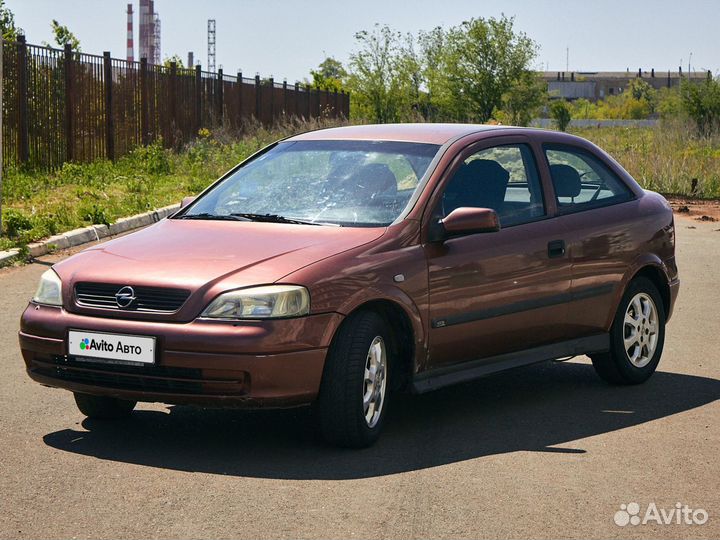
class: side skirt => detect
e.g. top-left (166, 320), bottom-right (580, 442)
top-left (411, 334), bottom-right (609, 394)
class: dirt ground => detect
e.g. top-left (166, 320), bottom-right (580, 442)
top-left (668, 196), bottom-right (720, 224)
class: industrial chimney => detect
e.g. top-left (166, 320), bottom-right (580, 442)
top-left (126, 3), bottom-right (134, 62)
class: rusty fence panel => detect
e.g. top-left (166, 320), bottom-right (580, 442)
top-left (1, 38), bottom-right (348, 173)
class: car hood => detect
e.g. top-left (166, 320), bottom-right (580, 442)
top-left (55, 219), bottom-right (386, 319)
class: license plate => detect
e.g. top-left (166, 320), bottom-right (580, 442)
top-left (68, 330), bottom-right (156, 365)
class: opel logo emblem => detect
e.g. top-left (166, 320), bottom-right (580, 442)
top-left (115, 286), bottom-right (136, 309)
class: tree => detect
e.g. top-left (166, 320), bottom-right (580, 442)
top-left (310, 57), bottom-right (347, 91)
top-left (550, 100), bottom-right (572, 131)
top-left (496, 73), bottom-right (547, 126)
top-left (680, 76), bottom-right (720, 134)
top-left (44, 19), bottom-right (81, 51)
top-left (346, 25), bottom-right (418, 123)
top-left (439, 16), bottom-right (538, 122)
top-left (0, 0), bottom-right (19, 41)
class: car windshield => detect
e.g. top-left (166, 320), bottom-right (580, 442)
top-left (179, 140), bottom-right (441, 227)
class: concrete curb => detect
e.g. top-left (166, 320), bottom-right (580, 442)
top-left (0, 203), bottom-right (181, 266)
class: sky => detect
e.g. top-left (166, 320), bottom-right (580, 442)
top-left (5, 0), bottom-right (719, 82)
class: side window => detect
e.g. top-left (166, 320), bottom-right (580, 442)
top-left (545, 146), bottom-right (633, 211)
top-left (441, 144), bottom-right (545, 227)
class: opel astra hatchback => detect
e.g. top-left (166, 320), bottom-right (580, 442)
top-left (20, 124), bottom-right (679, 447)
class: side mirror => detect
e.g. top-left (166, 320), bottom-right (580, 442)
top-left (180, 196), bottom-right (196, 208)
top-left (431, 207), bottom-right (500, 242)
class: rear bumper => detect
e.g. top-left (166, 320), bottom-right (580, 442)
top-left (19, 304), bottom-right (341, 408)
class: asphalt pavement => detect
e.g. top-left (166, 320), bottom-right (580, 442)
top-left (0, 216), bottom-right (718, 539)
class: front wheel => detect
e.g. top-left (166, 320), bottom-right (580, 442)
top-left (74, 392), bottom-right (136, 419)
top-left (315, 310), bottom-right (392, 448)
top-left (591, 277), bottom-right (666, 385)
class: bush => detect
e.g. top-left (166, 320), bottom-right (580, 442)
top-left (2, 209), bottom-right (33, 238)
top-left (550, 100), bottom-right (572, 131)
top-left (681, 77), bottom-right (720, 135)
top-left (129, 140), bottom-right (171, 175)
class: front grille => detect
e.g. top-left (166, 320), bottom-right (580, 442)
top-left (75, 282), bottom-right (190, 313)
top-left (32, 357), bottom-right (245, 395)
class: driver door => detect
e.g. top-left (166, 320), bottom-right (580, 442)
top-left (424, 139), bottom-right (573, 367)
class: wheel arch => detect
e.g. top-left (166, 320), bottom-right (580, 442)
top-left (333, 298), bottom-right (420, 392)
top-left (608, 261), bottom-right (671, 329)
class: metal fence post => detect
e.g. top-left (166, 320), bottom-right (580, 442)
top-left (216, 68), bottom-right (223, 126)
top-left (236, 71), bottom-right (243, 127)
top-left (194, 64), bottom-right (202, 133)
top-left (139, 58), bottom-right (149, 146)
top-left (0, 35), bottom-right (3, 236)
top-left (254, 74), bottom-right (261, 122)
top-left (63, 42), bottom-right (74, 162)
top-left (282, 79), bottom-right (287, 118)
top-left (103, 52), bottom-right (115, 160)
top-left (305, 83), bottom-right (311, 120)
top-left (17, 35), bottom-right (29, 164)
top-left (169, 61), bottom-right (178, 146)
top-left (268, 77), bottom-right (274, 124)
top-left (294, 82), bottom-right (299, 118)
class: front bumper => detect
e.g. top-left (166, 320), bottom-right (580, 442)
top-left (19, 304), bottom-right (342, 408)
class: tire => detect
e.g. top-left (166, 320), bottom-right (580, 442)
top-left (74, 392), bottom-right (136, 419)
top-left (315, 310), bottom-right (392, 448)
top-left (591, 277), bottom-right (666, 385)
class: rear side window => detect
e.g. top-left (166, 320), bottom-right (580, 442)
top-left (545, 146), bottom-right (633, 211)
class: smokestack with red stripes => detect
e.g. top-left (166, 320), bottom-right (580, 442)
top-left (126, 3), bottom-right (134, 62)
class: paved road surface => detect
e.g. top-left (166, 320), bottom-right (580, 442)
top-left (1, 217), bottom-right (718, 539)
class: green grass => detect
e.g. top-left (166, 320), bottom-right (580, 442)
top-left (1, 118), bottom-right (718, 252)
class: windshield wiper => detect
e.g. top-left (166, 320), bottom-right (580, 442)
top-left (229, 213), bottom-right (338, 226)
top-left (175, 212), bottom-right (250, 221)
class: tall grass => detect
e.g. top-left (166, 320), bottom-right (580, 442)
top-left (570, 119), bottom-right (720, 198)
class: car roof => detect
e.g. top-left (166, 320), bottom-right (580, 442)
top-left (286, 123), bottom-right (534, 145)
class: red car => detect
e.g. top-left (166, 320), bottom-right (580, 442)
top-left (19, 124), bottom-right (679, 447)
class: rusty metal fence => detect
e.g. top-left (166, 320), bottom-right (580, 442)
top-left (1, 36), bottom-right (350, 172)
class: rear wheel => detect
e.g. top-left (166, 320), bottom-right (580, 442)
top-left (74, 392), bottom-right (136, 419)
top-left (315, 310), bottom-right (391, 448)
top-left (591, 277), bottom-right (665, 384)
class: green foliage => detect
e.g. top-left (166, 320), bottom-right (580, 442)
top-left (656, 87), bottom-right (683, 118)
top-left (347, 16), bottom-right (537, 124)
top-left (2, 209), bottom-right (32, 238)
top-left (129, 141), bottom-right (171, 175)
top-left (550, 100), bottom-right (572, 131)
top-left (346, 25), bottom-right (420, 123)
top-left (44, 19), bottom-right (81, 51)
top-left (0, 0), bottom-right (19, 41)
top-left (495, 73), bottom-right (547, 126)
top-left (680, 76), bottom-right (720, 135)
top-left (163, 54), bottom-right (184, 68)
top-left (437, 16), bottom-right (538, 122)
top-left (310, 57), bottom-right (347, 92)
top-left (627, 78), bottom-right (657, 110)
top-left (80, 204), bottom-right (110, 226)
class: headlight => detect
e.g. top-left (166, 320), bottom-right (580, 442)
top-left (201, 285), bottom-right (310, 319)
top-left (33, 269), bottom-right (63, 306)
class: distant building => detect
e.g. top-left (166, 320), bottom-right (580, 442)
top-left (540, 69), bottom-right (710, 101)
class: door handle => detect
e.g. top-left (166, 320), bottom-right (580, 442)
top-left (548, 239), bottom-right (566, 258)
